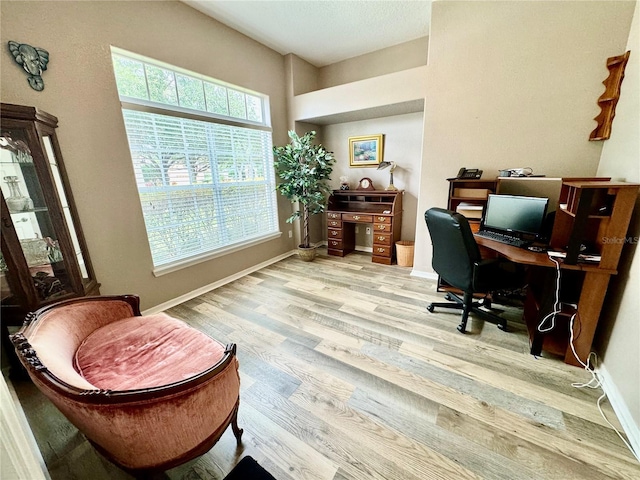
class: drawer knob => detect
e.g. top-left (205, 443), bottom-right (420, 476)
top-left (353, 215), bottom-right (360, 220)
top-left (378, 236), bottom-right (385, 241)
top-left (331, 231), bottom-right (338, 236)
top-left (379, 225), bottom-right (386, 230)
top-left (377, 248), bottom-right (385, 253)
top-left (377, 217), bottom-right (385, 221)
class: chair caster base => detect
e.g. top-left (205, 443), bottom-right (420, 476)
top-left (457, 323), bottom-right (467, 334)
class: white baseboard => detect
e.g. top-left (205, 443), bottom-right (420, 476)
top-left (597, 362), bottom-right (640, 460)
top-left (143, 250), bottom-right (297, 315)
top-left (410, 269), bottom-right (438, 281)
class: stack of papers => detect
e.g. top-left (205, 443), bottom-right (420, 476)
top-left (456, 203), bottom-right (483, 219)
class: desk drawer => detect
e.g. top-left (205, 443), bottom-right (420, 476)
top-left (343, 213), bottom-right (373, 223)
top-left (327, 219), bottom-right (342, 228)
top-left (374, 223), bottom-right (391, 233)
top-left (328, 239), bottom-right (343, 250)
top-left (327, 212), bottom-right (341, 220)
top-left (374, 215), bottom-right (391, 224)
top-left (328, 228), bottom-right (342, 239)
top-left (373, 245), bottom-right (392, 257)
top-left (373, 233), bottom-right (392, 246)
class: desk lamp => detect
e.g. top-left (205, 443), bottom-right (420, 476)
top-left (377, 161), bottom-right (397, 191)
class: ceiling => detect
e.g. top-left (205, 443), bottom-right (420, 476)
top-left (183, 1), bottom-right (432, 67)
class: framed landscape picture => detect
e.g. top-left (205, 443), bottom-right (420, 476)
top-left (349, 134), bottom-right (384, 167)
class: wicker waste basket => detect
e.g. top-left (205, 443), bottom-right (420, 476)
top-left (395, 241), bottom-right (415, 267)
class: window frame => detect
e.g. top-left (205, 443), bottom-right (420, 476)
top-left (111, 47), bottom-right (281, 276)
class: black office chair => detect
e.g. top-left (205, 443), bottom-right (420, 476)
top-left (424, 208), bottom-right (525, 333)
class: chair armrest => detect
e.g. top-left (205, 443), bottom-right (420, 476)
top-left (474, 258), bottom-right (502, 269)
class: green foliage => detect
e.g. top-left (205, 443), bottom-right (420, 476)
top-left (112, 54), bottom-right (257, 122)
top-left (113, 56), bottom-right (148, 100)
top-left (273, 131), bottom-right (335, 248)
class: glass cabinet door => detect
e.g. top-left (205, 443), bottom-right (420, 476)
top-left (0, 128), bottom-right (74, 301)
top-left (0, 103), bottom-right (99, 318)
top-left (42, 135), bottom-right (92, 282)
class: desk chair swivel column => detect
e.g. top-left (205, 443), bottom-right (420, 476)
top-left (424, 208), bottom-right (524, 333)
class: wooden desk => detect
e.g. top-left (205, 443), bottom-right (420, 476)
top-left (476, 236), bottom-right (615, 366)
top-left (475, 237), bottom-right (615, 273)
top-left (463, 180), bottom-right (638, 366)
top-left (327, 190), bottom-right (403, 265)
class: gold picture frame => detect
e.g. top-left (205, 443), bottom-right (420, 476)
top-left (349, 134), bottom-right (384, 167)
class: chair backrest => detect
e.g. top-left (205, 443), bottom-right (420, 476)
top-left (424, 208), bottom-right (482, 291)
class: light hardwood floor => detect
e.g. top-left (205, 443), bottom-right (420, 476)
top-left (10, 249), bottom-right (640, 479)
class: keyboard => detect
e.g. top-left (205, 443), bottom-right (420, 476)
top-left (476, 230), bottom-right (531, 248)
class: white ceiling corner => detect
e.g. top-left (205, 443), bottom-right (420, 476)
top-left (183, 0), bottom-right (431, 67)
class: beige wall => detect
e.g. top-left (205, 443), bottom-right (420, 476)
top-left (286, 54), bottom-right (320, 97)
top-left (322, 113), bottom-right (424, 247)
top-left (318, 36), bottom-right (428, 89)
top-left (292, 66), bottom-right (427, 125)
top-left (595, 0), bottom-right (640, 444)
top-left (0, 1), bottom-right (294, 310)
top-left (414, 0), bottom-right (636, 274)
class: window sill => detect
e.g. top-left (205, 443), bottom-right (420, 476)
top-left (152, 231), bottom-right (282, 277)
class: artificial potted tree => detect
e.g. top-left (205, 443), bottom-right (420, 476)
top-left (274, 130), bottom-right (335, 261)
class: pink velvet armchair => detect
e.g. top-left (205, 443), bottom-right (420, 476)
top-left (10, 294), bottom-right (242, 473)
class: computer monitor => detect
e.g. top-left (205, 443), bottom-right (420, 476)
top-left (482, 194), bottom-right (549, 239)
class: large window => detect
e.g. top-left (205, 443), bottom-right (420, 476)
top-left (111, 48), bottom-right (279, 274)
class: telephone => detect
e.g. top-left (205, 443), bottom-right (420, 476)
top-left (456, 168), bottom-right (483, 179)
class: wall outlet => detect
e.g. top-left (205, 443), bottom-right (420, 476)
top-left (365, 227), bottom-right (371, 235)
top-left (288, 230), bottom-right (292, 238)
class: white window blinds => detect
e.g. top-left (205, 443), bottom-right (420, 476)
top-left (112, 48), bottom-right (279, 271)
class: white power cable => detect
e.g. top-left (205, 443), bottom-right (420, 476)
top-left (536, 253), bottom-right (639, 462)
top-left (537, 256), bottom-right (562, 333)
top-left (568, 314), bottom-right (640, 462)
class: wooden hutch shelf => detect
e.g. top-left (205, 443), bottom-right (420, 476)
top-left (446, 178), bottom-right (497, 232)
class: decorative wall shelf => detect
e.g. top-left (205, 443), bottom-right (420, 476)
top-left (589, 51), bottom-right (630, 141)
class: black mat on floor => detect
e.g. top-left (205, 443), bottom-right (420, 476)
top-left (223, 456), bottom-right (277, 480)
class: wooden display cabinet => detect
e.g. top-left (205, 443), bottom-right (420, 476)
top-left (1, 103), bottom-right (100, 336)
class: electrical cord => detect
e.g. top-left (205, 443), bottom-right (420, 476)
top-left (537, 252), bottom-right (639, 462)
top-left (537, 256), bottom-right (562, 333)
top-left (568, 313), bottom-right (640, 462)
